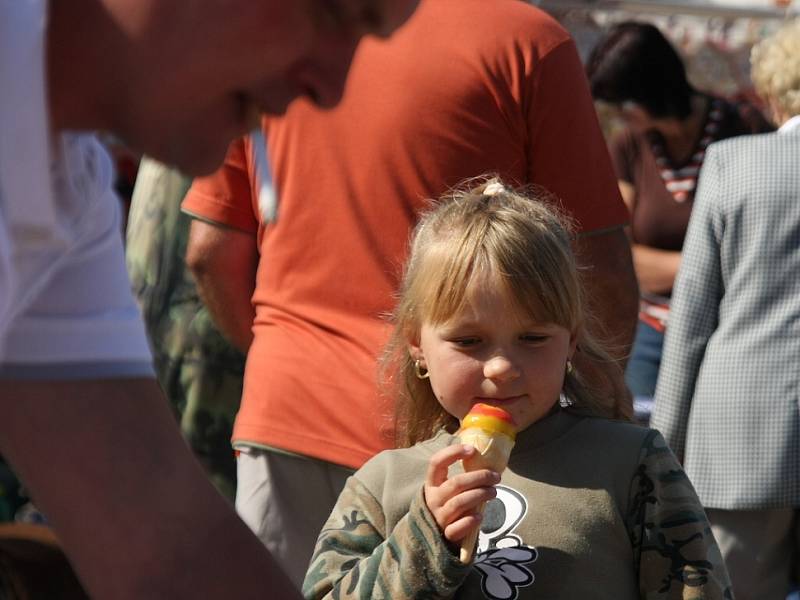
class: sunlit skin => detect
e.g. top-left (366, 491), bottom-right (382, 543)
top-left (410, 281), bottom-right (576, 543)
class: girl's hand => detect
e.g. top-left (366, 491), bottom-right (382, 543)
top-left (424, 444), bottom-right (500, 545)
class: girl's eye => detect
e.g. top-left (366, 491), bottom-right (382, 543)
top-left (520, 334), bottom-right (548, 343)
top-left (452, 337), bottom-right (480, 347)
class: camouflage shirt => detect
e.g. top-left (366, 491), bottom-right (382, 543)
top-left (303, 412), bottom-right (732, 599)
top-left (125, 158), bottom-right (245, 500)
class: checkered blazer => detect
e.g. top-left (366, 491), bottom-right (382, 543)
top-left (651, 129), bottom-right (800, 510)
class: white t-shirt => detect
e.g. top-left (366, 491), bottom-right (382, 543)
top-left (0, 0), bottom-right (152, 378)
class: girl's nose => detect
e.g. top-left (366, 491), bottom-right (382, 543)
top-left (483, 354), bottom-right (521, 382)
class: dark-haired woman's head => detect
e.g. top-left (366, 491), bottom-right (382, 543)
top-left (586, 21), bottom-right (695, 120)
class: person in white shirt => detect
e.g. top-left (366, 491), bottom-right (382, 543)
top-left (0, 0), bottom-right (417, 598)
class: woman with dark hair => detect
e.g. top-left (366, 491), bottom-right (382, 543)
top-left (586, 21), bottom-right (772, 402)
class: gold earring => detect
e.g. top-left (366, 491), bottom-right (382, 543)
top-left (566, 359), bottom-right (574, 375)
top-left (414, 359), bottom-right (429, 379)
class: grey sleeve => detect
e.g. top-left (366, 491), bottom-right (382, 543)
top-left (651, 147), bottom-right (725, 461)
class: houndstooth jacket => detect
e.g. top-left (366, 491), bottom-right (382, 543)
top-left (651, 122), bottom-right (800, 510)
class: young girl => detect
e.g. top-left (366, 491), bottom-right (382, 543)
top-left (302, 179), bottom-right (731, 599)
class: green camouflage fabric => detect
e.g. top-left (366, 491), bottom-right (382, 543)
top-left (305, 481), bottom-right (469, 599)
top-left (303, 415), bottom-right (732, 599)
top-left (125, 158), bottom-right (245, 501)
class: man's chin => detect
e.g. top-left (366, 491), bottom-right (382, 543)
top-left (148, 139), bottom-right (230, 177)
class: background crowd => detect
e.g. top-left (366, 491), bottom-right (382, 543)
top-left (0, 0), bottom-right (798, 598)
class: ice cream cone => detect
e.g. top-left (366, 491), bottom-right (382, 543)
top-left (456, 403), bottom-right (517, 563)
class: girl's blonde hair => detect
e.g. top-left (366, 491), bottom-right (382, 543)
top-left (382, 177), bottom-right (630, 447)
top-left (750, 18), bottom-right (800, 118)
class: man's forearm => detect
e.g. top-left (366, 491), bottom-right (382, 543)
top-left (186, 220), bottom-right (258, 354)
top-left (0, 378), bottom-right (300, 599)
top-left (193, 269), bottom-right (256, 353)
top-left (573, 227), bottom-right (639, 419)
top-left (574, 226), bottom-right (639, 360)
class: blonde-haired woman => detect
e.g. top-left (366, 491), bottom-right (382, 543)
top-left (652, 19), bottom-right (800, 600)
top-left (751, 18), bottom-right (800, 127)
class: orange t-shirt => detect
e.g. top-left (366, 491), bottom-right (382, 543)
top-left (183, 0), bottom-right (627, 469)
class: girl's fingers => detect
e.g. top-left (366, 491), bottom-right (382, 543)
top-left (446, 469), bottom-right (501, 496)
top-left (424, 444), bottom-right (501, 536)
top-left (425, 443), bottom-right (476, 487)
top-left (437, 485), bottom-right (497, 526)
top-left (443, 512), bottom-right (484, 544)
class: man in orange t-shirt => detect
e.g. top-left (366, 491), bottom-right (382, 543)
top-left (183, 0), bottom-right (636, 586)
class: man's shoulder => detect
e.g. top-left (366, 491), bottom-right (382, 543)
top-left (449, 0), bottom-right (562, 27)
top-left (424, 0), bottom-right (572, 55)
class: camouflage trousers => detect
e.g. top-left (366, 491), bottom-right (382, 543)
top-left (150, 306), bottom-right (245, 501)
top-left (126, 158), bottom-right (245, 501)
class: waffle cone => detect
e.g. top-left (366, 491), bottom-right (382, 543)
top-left (455, 404), bottom-right (517, 563)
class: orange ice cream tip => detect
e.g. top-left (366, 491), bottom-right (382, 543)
top-left (458, 403), bottom-right (517, 440)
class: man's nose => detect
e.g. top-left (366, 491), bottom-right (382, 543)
top-left (483, 354), bottom-right (521, 383)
